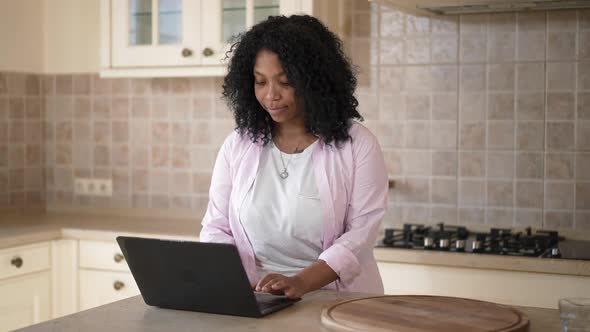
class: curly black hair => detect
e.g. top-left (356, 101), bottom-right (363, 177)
top-left (222, 15), bottom-right (363, 146)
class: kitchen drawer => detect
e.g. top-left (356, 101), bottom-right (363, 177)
top-left (79, 240), bottom-right (129, 272)
top-left (0, 243), bottom-right (50, 280)
top-left (78, 269), bottom-right (139, 311)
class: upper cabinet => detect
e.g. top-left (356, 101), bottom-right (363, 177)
top-left (100, 0), bottom-right (315, 77)
top-left (110, 0), bottom-right (201, 68)
top-left (201, 0), bottom-right (282, 67)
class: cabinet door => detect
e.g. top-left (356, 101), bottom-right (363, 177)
top-left (0, 272), bottom-right (51, 332)
top-left (79, 270), bottom-right (140, 311)
top-left (112, 0), bottom-right (202, 67)
top-left (377, 262), bottom-right (590, 309)
top-left (201, 0), bottom-right (281, 65)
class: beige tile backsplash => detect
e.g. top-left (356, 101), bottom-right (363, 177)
top-left (365, 5), bottom-right (589, 231)
top-left (1, 73), bottom-right (223, 213)
top-left (0, 4), bottom-right (589, 233)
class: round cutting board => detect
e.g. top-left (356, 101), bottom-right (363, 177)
top-left (321, 295), bottom-right (529, 332)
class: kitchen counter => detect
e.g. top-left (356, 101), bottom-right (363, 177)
top-left (14, 290), bottom-right (559, 332)
top-left (1, 212), bottom-right (590, 277)
top-left (375, 247), bottom-right (590, 277)
top-left (0, 212), bottom-right (200, 249)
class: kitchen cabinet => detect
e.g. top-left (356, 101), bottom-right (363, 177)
top-left (200, 0), bottom-right (334, 66)
top-left (108, 0), bottom-right (202, 68)
top-left (100, 0), bottom-right (315, 77)
top-left (378, 261), bottom-right (590, 309)
top-left (79, 270), bottom-right (139, 310)
top-left (0, 243), bottom-right (51, 332)
top-left (51, 240), bottom-right (78, 319)
top-left (78, 240), bottom-right (140, 311)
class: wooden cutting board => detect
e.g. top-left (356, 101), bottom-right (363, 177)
top-left (321, 295), bottom-right (529, 332)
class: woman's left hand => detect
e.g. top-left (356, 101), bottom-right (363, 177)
top-left (255, 273), bottom-right (309, 299)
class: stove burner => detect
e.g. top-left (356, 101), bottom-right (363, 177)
top-left (380, 223), bottom-right (572, 259)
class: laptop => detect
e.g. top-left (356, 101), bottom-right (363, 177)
top-left (116, 236), bottom-right (301, 318)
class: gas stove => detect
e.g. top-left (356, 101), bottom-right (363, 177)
top-left (379, 223), bottom-right (590, 260)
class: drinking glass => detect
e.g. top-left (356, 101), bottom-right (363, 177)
top-left (560, 298), bottom-right (590, 332)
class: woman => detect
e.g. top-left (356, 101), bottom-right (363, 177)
top-left (200, 15), bottom-right (388, 299)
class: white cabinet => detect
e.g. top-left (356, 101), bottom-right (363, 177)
top-left (100, 0), bottom-right (314, 77)
top-left (200, 0), bottom-right (311, 66)
top-left (378, 262), bottom-right (590, 309)
top-left (110, 0), bottom-right (202, 68)
top-left (0, 273), bottom-right (51, 332)
top-left (79, 270), bottom-right (140, 311)
top-left (78, 240), bottom-right (140, 311)
top-left (51, 240), bottom-right (78, 319)
top-left (79, 240), bottom-right (132, 272)
top-left (0, 230), bottom-right (194, 331)
top-left (0, 243), bottom-right (51, 332)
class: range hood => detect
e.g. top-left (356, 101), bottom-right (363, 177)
top-left (380, 0), bottom-right (590, 15)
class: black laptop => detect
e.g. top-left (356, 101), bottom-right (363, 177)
top-left (116, 236), bottom-right (300, 317)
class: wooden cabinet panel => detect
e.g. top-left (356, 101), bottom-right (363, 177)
top-left (378, 262), bottom-right (590, 309)
top-left (110, 0), bottom-right (202, 67)
top-left (78, 239), bottom-right (140, 310)
top-left (79, 240), bottom-right (130, 272)
top-left (79, 269), bottom-right (140, 311)
top-left (100, 0), bottom-right (317, 77)
top-left (51, 239), bottom-right (78, 319)
top-left (0, 243), bottom-right (50, 280)
top-left (0, 272), bottom-right (51, 332)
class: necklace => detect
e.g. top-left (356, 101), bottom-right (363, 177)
top-left (273, 142), bottom-right (299, 179)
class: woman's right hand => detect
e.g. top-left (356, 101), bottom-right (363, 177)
top-left (255, 273), bottom-right (309, 299)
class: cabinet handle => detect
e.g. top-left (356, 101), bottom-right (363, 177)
top-left (11, 257), bottom-right (23, 268)
top-left (202, 48), bottom-right (214, 57)
top-left (113, 281), bottom-right (125, 291)
top-left (113, 253), bottom-right (125, 263)
top-left (181, 48), bottom-right (193, 57)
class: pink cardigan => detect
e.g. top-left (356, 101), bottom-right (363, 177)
top-left (200, 122), bottom-right (388, 294)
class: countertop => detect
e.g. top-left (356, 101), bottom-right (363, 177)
top-left (0, 212), bottom-right (200, 248)
top-left (14, 290), bottom-right (560, 332)
top-left (1, 212), bottom-right (590, 277)
top-left (375, 247), bottom-right (590, 277)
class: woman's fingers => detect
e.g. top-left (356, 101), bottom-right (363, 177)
top-left (263, 280), bottom-right (285, 295)
top-left (256, 273), bottom-right (279, 291)
top-left (256, 273), bottom-right (304, 297)
top-left (270, 279), bottom-right (298, 297)
top-left (260, 279), bottom-right (273, 292)
top-left (274, 282), bottom-right (301, 298)
top-left (271, 280), bottom-right (287, 290)
top-left (262, 278), bottom-right (282, 292)
top-left (284, 288), bottom-right (300, 299)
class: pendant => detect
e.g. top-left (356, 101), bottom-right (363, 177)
top-left (279, 170), bottom-right (289, 179)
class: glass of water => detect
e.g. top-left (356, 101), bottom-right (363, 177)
top-left (560, 298), bottom-right (590, 332)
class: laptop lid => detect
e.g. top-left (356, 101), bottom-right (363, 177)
top-left (116, 236), bottom-right (297, 317)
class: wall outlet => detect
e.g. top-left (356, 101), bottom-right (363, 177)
top-left (74, 178), bottom-right (112, 197)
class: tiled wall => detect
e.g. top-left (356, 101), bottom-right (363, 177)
top-left (0, 73), bottom-right (233, 215)
top-left (0, 73), bottom-right (45, 208)
top-left (1, 2), bottom-right (589, 233)
top-left (42, 75), bottom-right (234, 213)
top-left (350, 3), bottom-right (590, 231)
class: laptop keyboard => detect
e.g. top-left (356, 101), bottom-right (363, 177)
top-left (255, 292), bottom-right (291, 311)
top-left (258, 301), bottom-right (279, 312)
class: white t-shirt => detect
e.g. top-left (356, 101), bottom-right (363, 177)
top-left (239, 140), bottom-right (324, 278)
